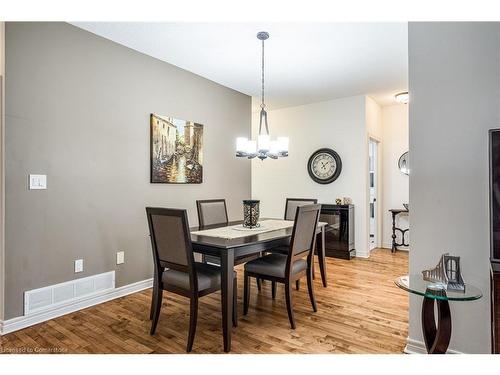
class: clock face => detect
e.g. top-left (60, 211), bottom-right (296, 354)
top-left (307, 148), bottom-right (342, 184)
top-left (311, 153), bottom-right (337, 179)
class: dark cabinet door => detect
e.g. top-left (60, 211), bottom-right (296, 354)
top-left (320, 205), bottom-right (355, 259)
top-left (493, 266), bottom-right (500, 353)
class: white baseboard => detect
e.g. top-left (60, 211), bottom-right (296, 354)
top-left (404, 337), bottom-right (463, 354)
top-left (381, 242), bottom-right (409, 251)
top-left (0, 278), bottom-right (153, 335)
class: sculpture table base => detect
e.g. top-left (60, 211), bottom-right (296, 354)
top-left (421, 296), bottom-right (452, 354)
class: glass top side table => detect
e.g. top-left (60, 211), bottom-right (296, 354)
top-left (395, 275), bottom-right (482, 354)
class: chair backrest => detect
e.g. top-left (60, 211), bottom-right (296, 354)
top-left (284, 198), bottom-right (318, 221)
top-left (146, 207), bottom-right (195, 282)
top-left (287, 204), bottom-right (321, 274)
top-left (196, 199), bottom-right (229, 227)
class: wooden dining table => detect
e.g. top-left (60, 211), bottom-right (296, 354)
top-left (190, 219), bottom-right (328, 352)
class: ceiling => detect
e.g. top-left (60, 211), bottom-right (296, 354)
top-left (73, 22), bottom-right (408, 109)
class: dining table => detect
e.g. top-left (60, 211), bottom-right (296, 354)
top-left (190, 218), bottom-right (328, 352)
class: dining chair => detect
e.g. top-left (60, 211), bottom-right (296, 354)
top-left (196, 199), bottom-right (229, 227)
top-left (284, 198), bottom-right (318, 221)
top-left (272, 198), bottom-right (318, 290)
top-left (196, 199), bottom-right (229, 266)
top-left (196, 199), bottom-right (263, 291)
top-left (146, 207), bottom-right (237, 352)
top-left (243, 204), bottom-right (321, 329)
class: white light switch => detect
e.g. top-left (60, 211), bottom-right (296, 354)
top-left (74, 259), bottom-right (84, 273)
top-left (116, 251), bottom-right (125, 265)
top-left (29, 174), bottom-right (47, 190)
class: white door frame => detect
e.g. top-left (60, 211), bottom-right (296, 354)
top-left (367, 135), bottom-right (382, 252)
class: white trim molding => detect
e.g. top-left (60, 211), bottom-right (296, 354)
top-left (382, 242), bottom-right (409, 251)
top-left (0, 278), bottom-right (152, 335)
top-left (355, 251), bottom-right (370, 259)
top-left (404, 337), bottom-right (463, 354)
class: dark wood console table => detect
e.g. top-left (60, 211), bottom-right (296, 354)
top-left (389, 208), bottom-right (409, 252)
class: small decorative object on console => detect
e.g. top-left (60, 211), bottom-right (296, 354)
top-left (422, 253), bottom-right (465, 292)
top-left (403, 203), bottom-right (409, 210)
top-left (243, 200), bottom-right (260, 228)
top-left (335, 198), bottom-right (342, 205)
top-left (342, 197), bottom-right (352, 205)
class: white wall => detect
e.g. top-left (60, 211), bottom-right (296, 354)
top-left (366, 96), bottom-right (383, 138)
top-left (381, 104), bottom-right (409, 249)
top-left (409, 22), bottom-right (500, 353)
top-left (251, 95), bottom-right (372, 257)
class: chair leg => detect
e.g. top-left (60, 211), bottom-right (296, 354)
top-left (233, 275), bottom-right (238, 327)
top-left (149, 285), bottom-right (157, 320)
top-left (150, 289), bottom-right (163, 335)
top-left (296, 280), bottom-right (300, 291)
top-left (284, 282), bottom-right (296, 329)
top-left (243, 272), bottom-right (250, 315)
top-left (257, 278), bottom-right (262, 292)
top-left (307, 270), bottom-right (318, 312)
top-left (271, 281), bottom-right (277, 299)
top-left (187, 296), bottom-right (198, 352)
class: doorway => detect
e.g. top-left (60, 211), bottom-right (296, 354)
top-left (368, 138), bottom-right (380, 251)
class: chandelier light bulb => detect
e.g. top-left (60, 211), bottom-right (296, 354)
top-left (258, 134), bottom-right (271, 152)
top-left (277, 137), bottom-right (289, 154)
top-left (269, 140), bottom-right (280, 155)
top-left (245, 140), bottom-right (257, 155)
top-left (236, 137), bottom-right (248, 154)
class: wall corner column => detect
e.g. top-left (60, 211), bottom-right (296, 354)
top-left (0, 21), bottom-right (5, 322)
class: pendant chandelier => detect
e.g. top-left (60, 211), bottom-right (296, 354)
top-left (236, 31), bottom-right (289, 160)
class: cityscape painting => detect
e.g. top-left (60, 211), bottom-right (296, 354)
top-left (150, 114), bottom-right (203, 183)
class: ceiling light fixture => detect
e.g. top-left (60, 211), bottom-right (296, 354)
top-left (395, 91), bottom-right (409, 104)
top-left (236, 32), bottom-right (289, 160)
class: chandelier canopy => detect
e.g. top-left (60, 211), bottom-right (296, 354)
top-left (236, 32), bottom-right (289, 160)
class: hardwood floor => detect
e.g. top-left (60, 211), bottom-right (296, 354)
top-left (0, 248), bottom-right (408, 354)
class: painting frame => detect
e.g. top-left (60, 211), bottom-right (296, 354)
top-left (150, 113), bottom-right (204, 184)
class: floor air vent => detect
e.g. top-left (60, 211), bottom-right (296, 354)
top-left (24, 271), bottom-right (115, 315)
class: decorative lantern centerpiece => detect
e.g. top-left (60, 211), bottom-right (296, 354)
top-left (243, 200), bottom-right (260, 228)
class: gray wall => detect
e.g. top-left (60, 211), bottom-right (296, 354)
top-left (409, 22), bottom-right (500, 353)
top-left (4, 22), bottom-right (251, 319)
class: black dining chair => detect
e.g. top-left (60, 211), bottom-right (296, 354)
top-left (270, 198), bottom-right (318, 291)
top-left (243, 204), bottom-right (321, 329)
top-left (196, 199), bottom-right (263, 291)
top-left (146, 207), bottom-right (237, 352)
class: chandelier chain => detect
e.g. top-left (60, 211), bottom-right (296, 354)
top-left (261, 39), bottom-right (265, 108)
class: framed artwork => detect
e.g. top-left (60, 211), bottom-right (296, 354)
top-left (150, 114), bottom-right (203, 183)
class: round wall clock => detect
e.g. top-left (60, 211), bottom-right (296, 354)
top-left (307, 148), bottom-right (342, 184)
